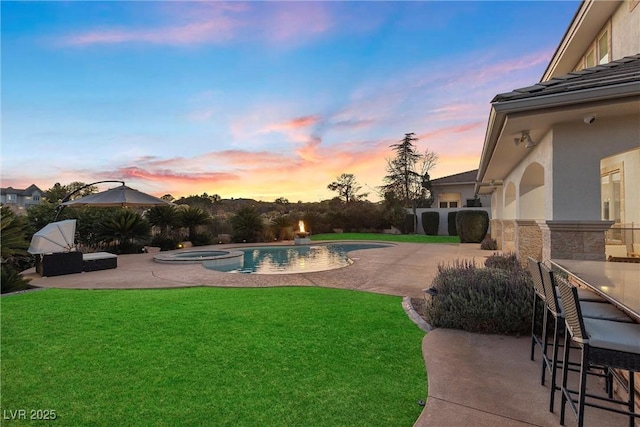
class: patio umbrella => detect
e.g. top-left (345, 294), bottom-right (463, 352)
top-left (61, 185), bottom-right (173, 208)
top-left (28, 219), bottom-right (77, 254)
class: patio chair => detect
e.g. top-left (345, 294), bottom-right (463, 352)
top-left (528, 257), bottom-right (547, 365)
top-left (540, 265), bottom-right (633, 413)
top-left (556, 275), bottom-right (640, 427)
top-left (528, 258), bottom-right (605, 364)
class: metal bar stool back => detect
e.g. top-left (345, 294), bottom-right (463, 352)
top-left (528, 257), bottom-right (547, 366)
top-left (556, 276), bottom-right (640, 427)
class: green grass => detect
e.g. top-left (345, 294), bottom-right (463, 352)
top-left (1, 287), bottom-right (426, 426)
top-left (311, 232), bottom-right (460, 244)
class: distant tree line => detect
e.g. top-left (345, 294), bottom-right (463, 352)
top-left (0, 132), bottom-right (438, 292)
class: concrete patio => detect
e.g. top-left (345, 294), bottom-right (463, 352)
top-left (20, 242), bottom-right (633, 426)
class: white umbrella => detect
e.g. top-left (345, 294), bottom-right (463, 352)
top-left (28, 219), bottom-right (77, 254)
top-left (62, 185), bottom-right (172, 208)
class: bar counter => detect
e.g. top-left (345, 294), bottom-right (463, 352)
top-left (550, 259), bottom-right (640, 322)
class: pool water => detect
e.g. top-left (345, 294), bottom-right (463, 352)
top-left (203, 243), bottom-right (392, 274)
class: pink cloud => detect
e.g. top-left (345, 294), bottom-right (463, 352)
top-left (264, 115), bottom-right (321, 132)
top-left (62, 18), bottom-right (239, 47)
top-left (109, 166), bottom-right (240, 184)
top-left (58, 2), bottom-right (335, 47)
top-left (417, 121), bottom-right (484, 142)
top-left (264, 2), bottom-right (332, 42)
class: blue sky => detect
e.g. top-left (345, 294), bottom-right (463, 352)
top-left (1, 1), bottom-right (580, 202)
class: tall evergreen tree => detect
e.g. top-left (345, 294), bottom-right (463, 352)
top-left (379, 133), bottom-right (438, 232)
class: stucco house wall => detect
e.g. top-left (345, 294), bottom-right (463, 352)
top-left (551, 116), bottom-right (639, 221)
top-left (612, 1), bottom-right (640, 58)
top-left (432, 183), bottom-right (490, 208)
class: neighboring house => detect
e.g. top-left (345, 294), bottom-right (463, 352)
top-left (476, 0), bottom-right (640, 263)
top-left (408, 170), bottom-right (491, 236)
top-left (0, 184), bottom-right (44, 212)
top-left (431, 169), bottom-right (490, 208)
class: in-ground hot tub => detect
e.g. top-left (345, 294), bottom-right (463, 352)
top-left (154, 249), bottom-right (244, 271)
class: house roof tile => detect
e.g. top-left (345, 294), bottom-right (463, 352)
top-left (492, 54), bottom-right (640, 103)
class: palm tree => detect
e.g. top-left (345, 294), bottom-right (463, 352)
top-left (1, 207), bottom-right (30, 261)
top-left (231, 207), bottom-right (264, 243)
top-left (146, 206), bottom-right (181, 237)
top-left (97, 209), bottom-right (151, 253)
top-left (1, 206), bottom-right (31, 293)
top-left (180, 207), bottom-right (211, 241)
top-left (270, 214), bottom-right (294, 240)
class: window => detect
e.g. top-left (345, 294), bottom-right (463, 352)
top-left (574, 22), bottom-right (611, 71)
top-left (439, 201), bottom-right (458, 208)
top-left (585, 49), bottom-right (596, 68)
top-left (597, 30), bottom-right (609, 64)
top-left (438, 192), bottom-right (461, 209)
top-left (601, 169), bottom-right (622, 224)
top-left (6, 194), bottom-right (16, 203)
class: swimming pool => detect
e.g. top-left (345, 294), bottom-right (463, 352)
top-left (203, 242), bottom-right (393, 274)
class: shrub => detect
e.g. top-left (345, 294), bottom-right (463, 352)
top-left (231, 207), bottom-right (264, 243)
top-left (190, 232), bottom-right (214, 246)
top-left (484, 252), bottom-right (521, 270)
top-left (1, 264), bottom-right (31, 294)
top-left (404, 214), bottom-right (416, 234)
top-left (421, 211), bottom-right (439, 236)
top-left (455, 210), bottom-right (489, 243)
top-left (447, 211), bottom-right (458, 236)
top-left (424, 259), bottom-right (532, 335)
top-left (97, 209), bottom-right (151, 253)
top-left (480, 237), bottom-right (498, 250)
top-left (151, 235), bottom-right (180, 251)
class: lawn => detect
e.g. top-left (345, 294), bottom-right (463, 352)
top-left (1, 287), bottom-right (426, 426)
top-left (311, 232), bottom-right (460, 244)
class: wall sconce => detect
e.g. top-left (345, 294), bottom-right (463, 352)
top-left (514, 130), bottom-right (536, 148)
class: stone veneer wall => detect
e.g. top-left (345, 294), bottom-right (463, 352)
top-left (501, 220), bottom-right (516, 254)
top-left (538, 220), bottom-right (614, 262)
top-left (490, 219), bottom-right (503, 249)
top-left (515, 220), bottom-right (542, 265)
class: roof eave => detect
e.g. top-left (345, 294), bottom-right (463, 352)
top-left (476, 81), bottom-right (640, 186)
top-left (493, 81), bottom-right (640, 114)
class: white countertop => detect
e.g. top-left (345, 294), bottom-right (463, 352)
top-left (551, 259), bottom-right (640, 321)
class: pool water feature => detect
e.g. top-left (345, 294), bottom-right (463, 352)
top-left (203, 242), bottom-right (392, 274)
top-left (154, 249), bottom-right (244, 271)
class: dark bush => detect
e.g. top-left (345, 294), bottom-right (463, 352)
top-left (421, 211), bottom-right (440, 235)
top-left (190, 232), bottom-right (214, 246)
top-left (447, 211), bottom-right (458, 236)
top-left (151, 235), bottom-right (180, 251)
top-left (404, 214), bottom-right (416, 234)
top-left (484, 252), bottom-right (521, 270)
top-left (1, 264), bottom-right (32, 294)
top-left (231, 207), bottom-right (264, 243)
top-left (480, 237), bottom-right (498, 250)
top-left (424, 258), bottom-right (532, 335)
top-left (455, 210), bottom-right (489, 243)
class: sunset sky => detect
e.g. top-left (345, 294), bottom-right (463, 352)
top-left (2, 1), bottom-right (580, 202)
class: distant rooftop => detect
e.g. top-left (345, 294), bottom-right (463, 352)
top-left (431, 169), bottom-right (478, 185)
top-left (0, 184), bottom-right (44, 195)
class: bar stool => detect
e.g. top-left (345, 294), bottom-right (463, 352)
top-left (540, 265), bottom-right (633, 413)
top-left (528, 257), bottom-right (547, 365)
top-left (528, 258), bottom-right (607, 386)
top-left (556, 276), bottom-right (640, 427)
